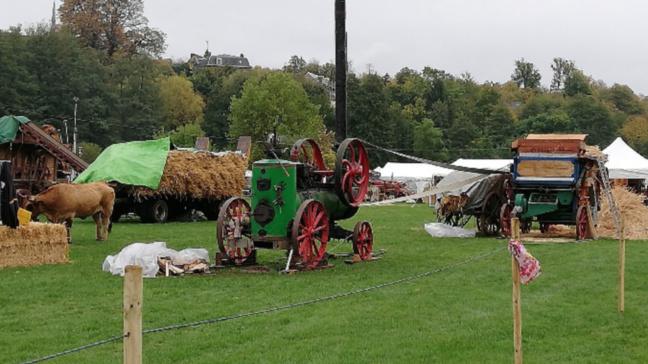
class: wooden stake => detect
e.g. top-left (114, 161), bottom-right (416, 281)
top-left (124, 265), bottom-right (143, 364)
top-left (618, 220), bottom-right (625, 313)
top-left (511, 217), bottom-right (523, 364)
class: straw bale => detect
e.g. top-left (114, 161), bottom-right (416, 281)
top-left (130, 150), bottom-right (246, 201)
top-left (0, 222), bottom-right (69, 268)
top-left (583, 145), bottom-right (606, 161)
top-left (597, 187), bottom-right (648, 239)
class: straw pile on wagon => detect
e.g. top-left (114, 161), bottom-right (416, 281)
top-left (128, 150), bottom-right (247, 201)
top-left (597, 186), bottom-right (648, 239)
top-left (0, 223), bottom-right (68, 268)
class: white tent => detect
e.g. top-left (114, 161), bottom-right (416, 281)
top-left (602, 137), bottom-right (648, 179)
top-left (452, 158), bottom-right (512, 171)
top-left (374, 162), bottom-right (453, 180)
top-left (374, 162), bottom-right (453, 195)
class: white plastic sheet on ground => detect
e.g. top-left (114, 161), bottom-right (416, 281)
top-left (423, 223), bottom-right (476, 238)
top-left (102, 242), bottom-right (209, 278)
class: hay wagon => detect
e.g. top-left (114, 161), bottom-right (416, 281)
top-left (500, 134), bottom-right (603, 240)
top-left (77, 137), bottom-right (250, 223)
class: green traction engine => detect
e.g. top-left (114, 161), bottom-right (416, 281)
top-left (216, 138), bottom-right (374, 269)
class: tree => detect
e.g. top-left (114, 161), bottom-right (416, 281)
top-left (297, 75), bottom-right (335, 130)
top-left (621, 116), bottom-right (648, 156)
top-left (108, 54), bottom-right (167, 142)
top-left (602, 84), bottom-right (644, 115)
top-left (283, 55), bottom-right (306, 73)
top-left (347, 73), bottom-right (395, 166)
top-left (59, 0), bottom-right (166, 58)
top-left (155, 122), bottom-right (205, 147)
top-left (202, 69), bottom-right (263, 148)
top-left (0, 27), bottom-right (35, 115)
top-left (550, 58), bottom-right (575, 91)
top-left (229, 72), bottom-right (324, 160)
top-left (563, 70), bottom-right (591, 96)
top-left (519, 93), bottom-right (564, 119)
top-left (518, 111), bottom-right (574, 135)
top-left (413, 119), bottom-right (446, 161)
top-left (511, 58), bottom-right (541, 89)
top-left (79, 142), bottom-right (102, 163)
top-left (158, 75), bottom-right (205, 129)
top-left (566, 96), bottom-right (616, 146)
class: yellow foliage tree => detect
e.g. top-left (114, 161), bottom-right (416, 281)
top-left (158, 75), bottom-right (205, 129)
top-left (621, 116), bottom-right (648, 156)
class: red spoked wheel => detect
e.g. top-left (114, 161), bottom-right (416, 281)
top-left (292, 200), bottom-right (330, 269)
top-left (576, 205), bottom-right (588, 240)
top-left (335, 138), bottom-right (370, 206)
top-left (217, 197), bottom-right (254, 265)
top-left (500, 204), bottom-right (513, 237)
top-left (290, 138), bottom-right (327, 170)
top-left (352, 221), bottom-right (373, 260)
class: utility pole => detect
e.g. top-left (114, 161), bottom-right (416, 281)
top-left (63, 119), bottom-right (69, 145)
top-left (73, 96), bottom-right (79, 154)
top-left (335, 0), bottom-right (347, 142)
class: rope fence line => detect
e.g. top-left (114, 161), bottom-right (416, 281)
top-left (21, 246), bottom-right (505, 364)
top-left (21, 335), bottom-right (126, 364)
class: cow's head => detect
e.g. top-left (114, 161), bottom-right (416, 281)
top-left (16, 189), bottom-right (31, 209)
top-left (25, 195), bottom-right (44, 219)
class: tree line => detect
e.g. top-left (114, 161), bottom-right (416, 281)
top-left (1, 0), bottom-right (647, 166)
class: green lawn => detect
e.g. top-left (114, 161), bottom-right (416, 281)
top-left (1, 204), bottom-right (648, 363)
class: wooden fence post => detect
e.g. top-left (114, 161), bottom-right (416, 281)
top-left (511, 217), bottom-right (523, 364)
top-left (618, 220), bottom-right (625, 313)
top-left (124, 265), bottom-right (143, 364)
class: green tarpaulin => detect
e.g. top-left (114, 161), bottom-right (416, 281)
top-left (0, 115), bottom-right (30, 144)
top-left (74, 137), bottom-right (171, 189)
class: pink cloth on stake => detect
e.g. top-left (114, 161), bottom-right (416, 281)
top-left (508, 239), bottom-right (542, 284)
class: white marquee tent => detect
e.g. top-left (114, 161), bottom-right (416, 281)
top-left (452, 158), bottom-right (512, 171)
top-left (602, 137), bottom-right (648, 179)
top-left (374, 162), bottom-right (453, 180)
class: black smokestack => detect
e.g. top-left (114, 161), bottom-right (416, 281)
top-left (335, 0), bottom-right (347, 141)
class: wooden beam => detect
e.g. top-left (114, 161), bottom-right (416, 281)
top-left (124, 265), bottom-right (143, 364)
top-left (619, 220), bottom-right (625, 313)
top-left (511, 217), bottom-right (523, 364)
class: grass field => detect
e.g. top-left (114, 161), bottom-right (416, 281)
top-left (2, 204), bottom-right (648, 363)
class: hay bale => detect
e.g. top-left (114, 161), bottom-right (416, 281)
top-left (597, 187), bottom-right (648, 239)
top-left (130, 150), bottom-right (247, 201)
top-left (0, 222), bottom-right (69, 268)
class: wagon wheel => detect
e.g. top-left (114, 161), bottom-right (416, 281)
top-left (576, 205), bottom-right (589, 240)
top-left (500, 204), bottom-right (513, 237)
top-left (539, 223), bottom-right (551, 234)
top-left (352, 221), bottom-right (373, 260)
top-left (290, 138), bottom-right (327, 170)
top-left (478, 192), bottom-right (501, 235)
top-left (292, 199), bottom-right (330, 269)
top-left (217, 197), bottom-right (254, 265)
top-left (335, 138), bottom-right (370, 207)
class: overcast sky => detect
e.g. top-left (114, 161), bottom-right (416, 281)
top-left (1, 0), bottom-right (647, 94)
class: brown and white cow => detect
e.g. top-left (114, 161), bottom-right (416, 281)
top-left (27, 182), bottom-right (115, 242)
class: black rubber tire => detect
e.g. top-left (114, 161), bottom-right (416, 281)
top-left (139, 199), bottom-right (169, 223)
top-left (202, 200), bottom-right (222, 221)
